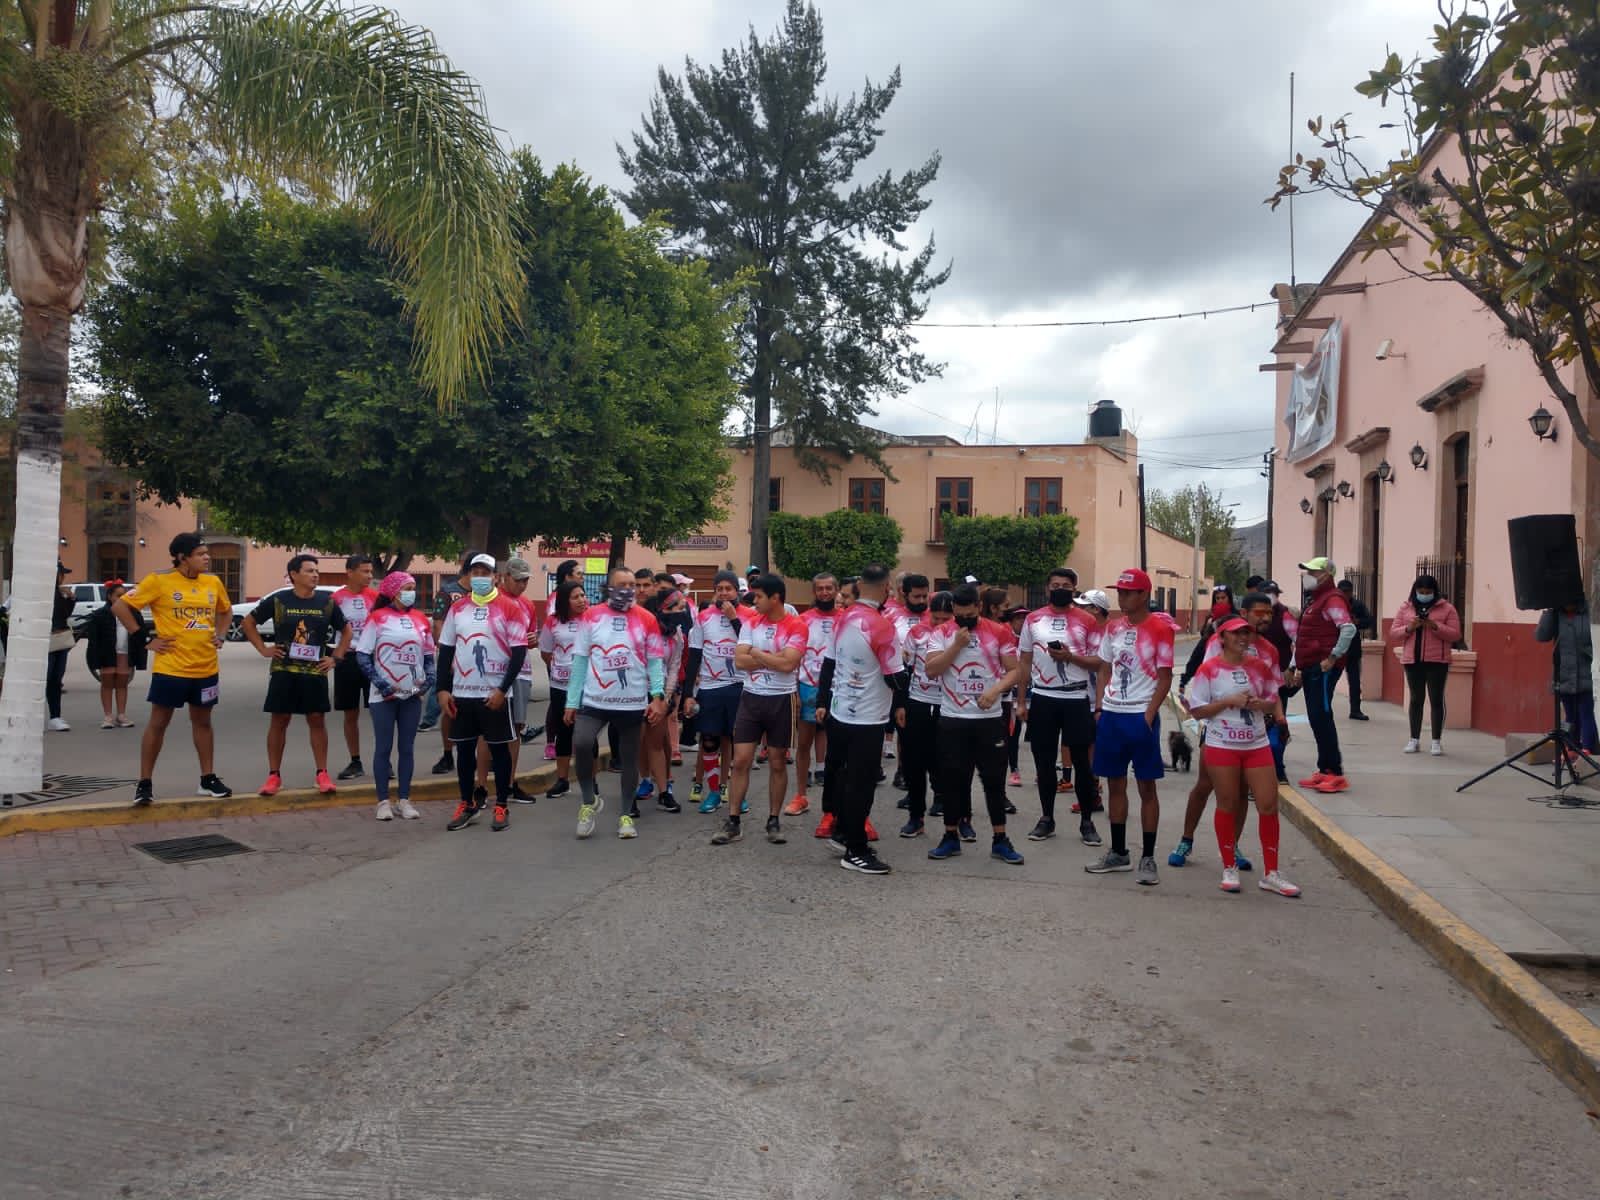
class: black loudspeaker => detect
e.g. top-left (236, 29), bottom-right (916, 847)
top-left (1507, 514), bottom-right (1584, 611)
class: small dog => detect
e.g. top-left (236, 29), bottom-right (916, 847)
top-left (1168, 730), bottom-right (1193, 773)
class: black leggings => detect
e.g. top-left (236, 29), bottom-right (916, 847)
top-left (1404, 661), bottom-right (1449, 739)
top-left (825, 717), bottom-right (888, 856)
top-left (548, 685), bottom-right (574, 756)
top-left (900, 698), bottom-right (941, 820)
top-left (1003, 701), bottom-right (1021, 770)
top-left (1027, 693), bottom-right (1095, 820)
top-left (457, 738), bottom-right (510, 803)
top-left (46, 647), bottom-right (68, 719)
top-left (938, 714), bottom-right (1008, 830)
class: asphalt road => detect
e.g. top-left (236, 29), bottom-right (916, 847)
top-left (2, 751), bottom-right (1598, 1198)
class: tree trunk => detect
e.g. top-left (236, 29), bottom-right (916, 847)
top-left (607, 536), bottom-right (627, 573)
top-left (0, 305), bottom-right (71, 794)
top-left (748, 316), bottom-right (774, 572)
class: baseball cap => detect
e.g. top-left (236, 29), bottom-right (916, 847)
top-left (501, 556), bottom-right (533, 580)
top-left (746, 565), bottom-right (761, 575)
top-left (671, 573), bottom-right (693, 587)
top-left (1109, 567), bottom-right (1152, 592)
top-left (1005, 605), bottom-right (1030, 621)
top-left (1075, 588), bottom-right (1111, 612)
top-left (1298, 556), bottom-right (1336, 574)
top-left (463, 552), bottom-right (496, 572)
top-left (1261, 579), bottom-right (1283, 595)
top-left (1217, 616), bottom-right (1251, 634)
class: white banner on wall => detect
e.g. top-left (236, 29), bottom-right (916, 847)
top-left (1284, 317), bottom-right (1342, 463)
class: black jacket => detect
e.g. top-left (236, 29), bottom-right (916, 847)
top-left (82, 603), bottom-right (148, 673)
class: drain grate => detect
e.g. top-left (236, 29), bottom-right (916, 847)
top-left (135, 834), bottom-right (254, 864)
top-left (2, 774), bottom-right (139, 809)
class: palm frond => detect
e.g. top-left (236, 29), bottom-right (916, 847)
top-left (198, 0), bottom-right (520, 404)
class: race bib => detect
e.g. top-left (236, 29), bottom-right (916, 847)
top-left (392, 647), bottom-right (419, 667)
top-left (287, 642), bottom-right (321, 664)
top-left (200, 684), bottom-right (220, 705)
top-left (955, 676), bottom-right (986, 695)
top-left (708, 642), bottom-right (735, 659)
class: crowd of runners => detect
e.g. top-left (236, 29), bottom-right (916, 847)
top-left (107, 531), bottom-right (1325, 898)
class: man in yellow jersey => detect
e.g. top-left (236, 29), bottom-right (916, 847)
top-left (114, 532), bottom-right (233, 806)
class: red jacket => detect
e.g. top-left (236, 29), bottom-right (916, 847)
top-left (1387, 599), bottom-right (1462, 665)
top-left (1294, 580), bottom-right (1354, 669)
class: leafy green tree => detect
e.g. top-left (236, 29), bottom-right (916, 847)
top-left (1145, 484), bottom-right (1237, 579)
top-left (93, 157), bottom-right (739, 565)
top-left (1269, 0), bottom-right (1600, 457)
top-left (0, 0), bottom-right (521, 793)
top-left (768, 509), bottom-right (902, 582)
top-left (618, 0), bottom-right (949, 571)
top-left (942, 514), bottom-right (1078, 588)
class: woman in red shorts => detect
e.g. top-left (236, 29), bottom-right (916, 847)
top-left (1185, 617), bottom-right (1299, 898)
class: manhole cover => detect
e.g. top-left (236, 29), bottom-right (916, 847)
top-left (135, 834), bottom-right (254, 864)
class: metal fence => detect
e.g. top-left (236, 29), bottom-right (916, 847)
top-left (1342, 566), bottom-right (1377, 637)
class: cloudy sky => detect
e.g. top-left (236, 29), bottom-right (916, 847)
top-left (400, 0), bottom-right (1446, 529)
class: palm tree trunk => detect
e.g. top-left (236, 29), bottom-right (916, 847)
top-left (0, 304), bottom-right (71, 794)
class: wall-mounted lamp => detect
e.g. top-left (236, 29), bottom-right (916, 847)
top-left (1409, 442), bottom-right (1428, 470)
top-left (137, 537), bottom-right (147, 547)
top-left (58, 536), bottom-right (67, 546)
top-left (1317, 485), bottom-right (1338, 503)
top-left (1336, 479), bottom-right (1354, 498)
top-left (1529, 405), bottom-right (1558, 441)
top-left (1375, 459), bottom-right (1395, 483)
top-left (1299, 497), bottom-right (1314, 515)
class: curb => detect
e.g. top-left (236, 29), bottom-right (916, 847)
top-left (1166, 691), bottom-right (1600, 1109)
top-left (0, 750), bottom-right (611, 839)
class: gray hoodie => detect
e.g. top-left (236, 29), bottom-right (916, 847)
top-left (1535, 606), bottom-right (1593, 695)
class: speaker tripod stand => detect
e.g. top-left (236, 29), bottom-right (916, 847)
top-left (1456, 688), bottom-right (1600, 806)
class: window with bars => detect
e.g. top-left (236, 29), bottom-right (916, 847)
top-left (1024, 477), bottom-right (1062, 516)
top-left (849, 477), bottom-right (885, 514)
top-left (932, 477), bottom-right (972, 541)
top-left (769, 477), bottom-right (783, 513)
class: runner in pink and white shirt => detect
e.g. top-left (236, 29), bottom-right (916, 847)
top-left (331, 555), bottom-right (380, 781)
top-left (538, 579), bottom-right (587, 797)
top-left (352, 570), bottom-right (435, 821)
top-left (785, 572), bottom-right (840, 818)
top-left (684, 571), bottom-right (758, 814)
top-left (898, 589), bottom-right (953, 834)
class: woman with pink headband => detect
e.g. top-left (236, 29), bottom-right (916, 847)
top-left (353, 570), bottom-right (436, 821)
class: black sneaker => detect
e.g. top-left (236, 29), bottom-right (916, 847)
top-left (337, 759), bottom-right (364, 781)
top-left (1350, 711), bottom-right (1370, 721)
top-left (431, 751), bottom-right (454, 775)
top-left (197, 774), bottom-right (232, 799)
top-left (628, 801), bottom-right (642, 820)
top-left (765, 816), bottom-right (786, 844)
top-left (509, 783), bottom-right (537, 805)
top-left (711, 816), bottom-right (742, 845)
top-left (132, 779), bottom-right (155, 807)
top-left (899, 818), bottom-right (924, 838)
top-left (446, 799), bottom-right (476, 831)
top-left (957, 819), bottom-right (977, 843)
top-left (1004, 800), bottom-right (1017, 815)
top-left (472, 785), bottom-right (488, 813)
top-left (520, 726), bottom-right (542, 744)
top-left (546, 778), bottom-right (571, 799)
top-left (1079, 819), bottom-right (1103, 847)
top-left (417, 718), bottom-right (437, 732)
top-left (1027, 818), bottom-right (1056, 841)
top-left (928, 801), bottom-right (944, 819)
top-left (658, 789), bottom-right (681, 814)
top-left (841, 850), bottom-right (891, 875)
top-left (892, 769), bottom-right (905, 789)
top-left (896, 796), bottom-right (910, 810)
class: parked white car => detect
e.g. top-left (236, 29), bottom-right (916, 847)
top-left (68, 581), bottom-right (109, 632)
top-left (228, 585), bottom-right (338, 641)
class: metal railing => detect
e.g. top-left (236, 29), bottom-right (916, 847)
top-left (1342, 566), bottom-right (1377, 637)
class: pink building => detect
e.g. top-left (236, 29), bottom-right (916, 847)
top-left (1265, 136), bottom-right (1598, 735)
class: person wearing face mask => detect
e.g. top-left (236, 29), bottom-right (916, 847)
top-left (354, 571), bottom-right (435, 821)
top-left (786, 572), bottom-right (840, 816)
top-left (1290, 557), bottom-right (1358, 793)
top-left (539, 580), bottom-right (591, 797)
top-left (886, 573), bottom-right (931, 790)
top-left (1017, 566), bottom-right (1104, 847)
top-left (636, 587), bottom-right (690, 813)
top-left (1537, 598), bottom-right (1597, 758)
top-left (684, 570), bottom-right (757, 814)
top-left (1179, 584), bottom-right (1237, 696)
top-left (1389, 574), bottom-right (1462, 755)
top-left (566, 566), bottom-right (669, 840)
top-left (897, 590), bottom-right (955, 837)
top-left (476, 558), bottom-right (539, 806)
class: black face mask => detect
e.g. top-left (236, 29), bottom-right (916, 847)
top-left (905, 601), bottom-right (928, 615)
top-left (662, 612), bottom-right (691, 635)
top-left (1049, 587), bottom-right (1074, 608)
top-left (954, 613), bottom-right (979, 630)
top-left (813, 598), bottom-right (835, 612)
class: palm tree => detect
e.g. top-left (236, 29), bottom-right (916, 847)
top-left (0, 1), bottom-right (521, 794)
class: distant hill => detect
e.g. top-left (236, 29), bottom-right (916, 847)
top-left (1230, 520), bottom-right (1269, 579)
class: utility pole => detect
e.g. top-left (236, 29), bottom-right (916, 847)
top-left (1190, 492), bottom-right (1205, 633)
top-left (1137, 464), bottom-right (1148, 571)
top-left (1263, 449), bottom-right (1276, 582)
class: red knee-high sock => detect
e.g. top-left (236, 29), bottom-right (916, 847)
top-left (703, 751), bottom-right (720, 794)
top-left (1213, 808), bottom-right (1236, 868)
top-left (1258, 811), bottom-right (1280, 874)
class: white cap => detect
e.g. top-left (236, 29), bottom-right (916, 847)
top-left (467, 553), bottom-right (496, 570)
top-left (1075, 588), bottom-right (1111, 612)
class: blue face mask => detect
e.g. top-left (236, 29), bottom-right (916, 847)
top-left (397, 589), bottom-right (417, 608)
top-left (470, 576), bottom-right (494, 597)
top-left (1414, 593), bottom-right (1435, 605)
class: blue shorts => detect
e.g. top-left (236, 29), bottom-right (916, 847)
top-left (696, 683), bottom-right (743, 739)
top-left (798, 682), bottom-right (819, 724)
top-left (1092, 710), bottom-right (1165, 781)
top-left (147, 672), bottom-right (220, 710)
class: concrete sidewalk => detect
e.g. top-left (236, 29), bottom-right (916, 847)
top-left (1277, 695), bottom-right (1600, 1002)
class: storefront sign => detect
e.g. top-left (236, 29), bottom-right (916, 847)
top-left (538, 539), bottom-right (612, 557)
top-left (670, 535), bottom-right (729, 551)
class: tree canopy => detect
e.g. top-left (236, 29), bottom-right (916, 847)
top-left (1145, 484), bottom-right (1242, 585)
top-left (768, 509), bottom-right (902, 581)
top-left (618, 0), bottom-right (948, 568)
top-left (92, 155), bottom-right (740, 560)
top-left (1269, 0), bottom-right (1600, 458)
top-left (942, 514), bottom-right (1079, 588)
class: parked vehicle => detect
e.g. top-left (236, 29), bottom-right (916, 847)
top-left (68, 581), bottom-right (109, 633)
top-left (228, 585), bottom-right (337, 641)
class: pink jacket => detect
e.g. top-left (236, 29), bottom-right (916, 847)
top-left (1388, 599), bottom-right (1462, 665)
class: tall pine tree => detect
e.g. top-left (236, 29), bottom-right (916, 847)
top-left (619, 0), bottom-right (949, 568)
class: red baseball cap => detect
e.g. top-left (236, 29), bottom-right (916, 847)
top-left (1217, 616), bottom-right (1251, 634)
top-left (1109, 567), bottom-right (1152, 592)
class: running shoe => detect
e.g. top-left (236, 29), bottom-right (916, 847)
top-left (1069, 798), bottom-right (1105, 814)
top-left (1259, 871), bottom-right (1302, 898)
top-left (957, 819), bottom-right (977, 843)
top-left (1430, 741), bottom-right (1443, 757)
top-left (397, 798), bottom-right (421, 820)
top-left (899, 818), bottom-right (924, 838)
top-left (711, 816), bottom-right (742, 845)
top-left (1234, 848), bottom-right (1254, 872)
top-left (132, 779), bottom-right (154, 808)
top-left (1220, 866), bottom-right (1241, 893)
top-left (892, 769), bottom-right (905, 790)
top-left (521, 726), bottom-right (541, 745)
top-left (841, 851), bottom-right (891, 875)
top-left (618, 815), bottom-right (638, 839)
top-left (491, 803), bottom-right (509, 832)
top-left (991, 836), bottom-right (1024, 865)
top-left (658, 787), bottom-right (681, 814)
top-left (46, 717), bottom-right (70, 732)
top-left (671, 753), bottom-right (683, 767)
top-left (814, 812), bottom-right (836, 839)
top-left (1168, 837), bottom-right (1194, 867)
top-left (1314, 774), bottom-right (1350, 793)
top-left (1027, 818), bottom-right (1056, 842)
top-left (418, 718), bottom-right (437, 732)
top-left (1085, 849), bottom-right (1132, 874)
top-left (757, 747), bottom-right (769, 764)
top-left (634, 779), bottom-right (655, 803)
top-left (1007, 770), bottom-right (1022, 787)
top-left (376, 800), bottom-right (394, 822)
top-left (1004, 799), bottom-right (1017, 815)
top-left (689, 781), bottom-right (705, 804)
top-left (628, 800), bottom-right (642, 820)
top-left (928, 831), bottom-right (962, 860)
top-left (544, 743), bottom-right (557, 761)
top-left (576, 796), bottom-right (602, 838)
top-left (1403, 739), bottom-right (1420, 754)
top-left (1297, 771), bottom-right (1329, 789)
top-left (882, 742), bottom-right (895, 760)
top-left (546, 778), bottom-right (571, 799)
top-left (896, 796), bottom-right (910, 810)
top-left (739, 798), bottom-right (750, 815)
top-left (198, 774), bottom-right (232, 799)
top-left (431, 751), bottom-right (454, 775)
top-left (258, 772), bottom-right (283, 797)
top-left (765, 816), bottom-right (786, 844)
top-left (1057, 779), bottom-right (1074, 794)
top-left (865, 818), bottom-right (880, 842)
top-left (1135, 855), bottom-right (1160, 886)
top-left (928, 800), bottom-right (944, 819)
top-left (337, 759), bottom-right (365, 781)
top-left (100, 719), bottom-right (115, 730)
top-left (446, 800), bottom-right (476, 831)
top-left (509, 783), bottom-right (537, 805)
top-left (783, 794), bottom-right (809, 816)
top-left (472, 786), bottom-right (488, 811)
top-left (1079, 820), bottom-right (1102, 847)
top-left (825, 836), bottom-right (847, 854)
top-left (699, 789), bottom-right (721, 814)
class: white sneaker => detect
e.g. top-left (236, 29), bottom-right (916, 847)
top-left (1403, 739), bottom-right (1420, 754)
top-left (1259, 871), bottom-right (1302, 898)
top-left (1430, 740), bottom-right (1443, 756)
top-left (1220, 866), bottom-right (1241, 893)
top-left (397, 798), bottom-right (421, 820)
top-left (618, 815), bottom-right (638, 839)
top-left (577, 802), bottom-right (598, 839)
top-left (47, 717), bottom-right (70, 732)
top-left (375, 800), bottom-right (394, 821)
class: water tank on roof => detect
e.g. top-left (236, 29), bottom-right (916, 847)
top-left (1088, 400), bottom-right (1122, 439)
